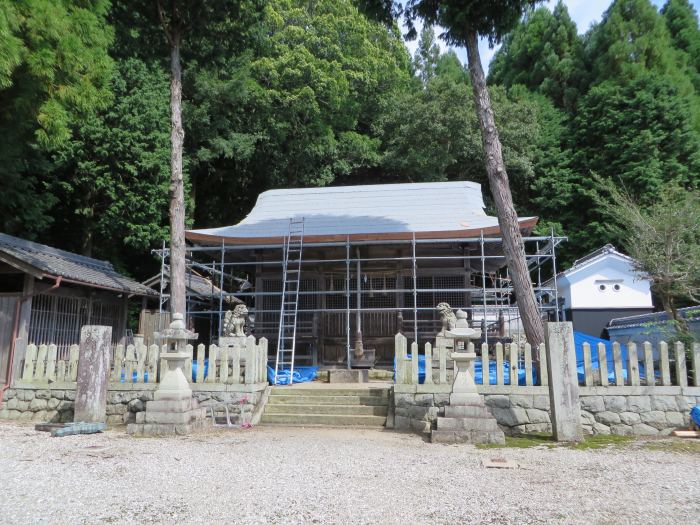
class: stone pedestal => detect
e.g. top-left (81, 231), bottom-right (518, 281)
top-left (431, 309), bottom-right (505, 445)
top-left (128, 314), bottom-right (207, 436)
top-left (432, 350), bottom-right (505, 444)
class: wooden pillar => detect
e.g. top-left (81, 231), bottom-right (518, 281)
top-left (12, 275), bottom-right (34, 383)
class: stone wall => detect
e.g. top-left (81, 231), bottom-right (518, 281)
top-left (390, 385), bottom-right (700, 437)
top-left (0, 384), bottom-right (265, 426)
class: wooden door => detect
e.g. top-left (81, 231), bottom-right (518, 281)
top-left (0, 296), bottom-right (19, 385)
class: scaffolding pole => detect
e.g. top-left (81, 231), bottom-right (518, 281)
top-left (412, 233), bottom-right (418, 342)
top-left (345, 236), bottom-right (351, 369)
top-left (218, 240), bottom-right (225, 338)
top-left (551, 227), bottom-right (560, 323)
top-left (480, 230), bottom-right (487, 344)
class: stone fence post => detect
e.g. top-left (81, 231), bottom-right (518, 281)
top-left (545, 322), bottom-right (582, 442)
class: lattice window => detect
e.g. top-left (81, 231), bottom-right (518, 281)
top-left (324, 276), bottom-right (356, 310)
top-left (28, 295), bottom-right (124, 359)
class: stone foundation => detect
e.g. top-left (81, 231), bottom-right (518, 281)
top-left (390, 385), bottom-right (700, 437)
top-left (0, 384), bottom-right (265, 427)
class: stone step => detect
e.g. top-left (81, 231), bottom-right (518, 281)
top-left (436, 417), bottom-right (498, 431)
top-left (270, 387), bottom-right (389, 398)
top-left (260, 413), bottom-right (387, 427)
top-left (267, 395), bottom-right (388, 406)
top-left (431, 429), bottom-right (505, 445)
top-left (443, 405), bottom-right (491, 419)
top-left (265, 403), bottom-right (388, 416)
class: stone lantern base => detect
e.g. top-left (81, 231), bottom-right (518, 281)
top-left (127, 351), bottom-right (208, 436)
top-left (431, 349), bottom-right (505, 445)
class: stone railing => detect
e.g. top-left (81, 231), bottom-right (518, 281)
top-left (18, 336), bottom-right (269, 387)
top-left (579, 340), bottom-right (699, 388)
top-left (391, 330), bottom-right (700, 436)
top-left (394, 333), bottom-right (546, 387)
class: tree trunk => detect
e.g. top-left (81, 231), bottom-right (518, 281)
top-left (464, 31), bottom-right (544, 347)
top-left (168, 27), bottom-right (186, 317)
top-left (660, 294), bottom-right (689, 336)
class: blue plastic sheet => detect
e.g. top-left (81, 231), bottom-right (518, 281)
top-left (191, 359), bottom-right (209, 381)
top-left (572, 331), bottom-right (646, 382)
top-left (268, 365), bottom-right (318, 385)
top-left (394, 355), bottom-right (536, 385)
top-left (690, 406), bottom-right (700, 428)
top-left (393, 332), bottom-right (645, 386)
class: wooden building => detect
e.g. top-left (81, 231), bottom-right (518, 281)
top-left (0, 233), bottom-right (156, 387)
top-left (177, 181), bottom-right (562, 367)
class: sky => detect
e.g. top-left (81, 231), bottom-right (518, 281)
top-left (403, 0), bottom-right (700, 70)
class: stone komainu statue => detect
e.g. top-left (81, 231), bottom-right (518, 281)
top-left (222, 304), bottom-right (249, 337)
top-left (436, 302), bottom-right (457, 336)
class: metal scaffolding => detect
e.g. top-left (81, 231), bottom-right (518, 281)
top-left (154, 230), bottom-right (566, 366)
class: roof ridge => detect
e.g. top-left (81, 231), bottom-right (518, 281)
top-left (0, 232), bottom-right (113, 271)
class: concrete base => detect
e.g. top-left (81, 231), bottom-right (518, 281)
top-left (327, 369), bottom-right (369, 383)
top-left (431, 396), bottom-right (505, 445)
top-left (127, 397), bottom-right (208, 436)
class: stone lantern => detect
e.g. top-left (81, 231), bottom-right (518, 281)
top-left (155, 313), bottom-right (197, 400)
top-left (444, 309), bottom-right (482, 404)
top-left (127, 313), bottom-right (207, 436)
top-left (431, 308), bottom-right (505, 444)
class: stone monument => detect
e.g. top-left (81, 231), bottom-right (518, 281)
top-left (74, 325), bottom-right (112, 423)
top-left (431, 309), bottom-right (505, 444)
top-left (128, 313), bottom-right (207, 436)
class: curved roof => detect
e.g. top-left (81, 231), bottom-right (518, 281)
top-left (187, 181), bottom-right (537, 245)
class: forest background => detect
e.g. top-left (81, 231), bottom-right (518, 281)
top-left (2, 0), bottom-right (700, 288)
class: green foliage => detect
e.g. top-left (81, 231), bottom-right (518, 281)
top-left (374, 69), bottom-right (541, 203)
top-left (489, 1), bottom-right (584, 109)
top-left (45, 59), bottom-right (172, 270)
top-left (414, 24), bottom-right (441, 83)
top-left (403, 0), bottom-right (543, 45)
top-left (0, 0), bottom-right (114, 238)
top-left (596, 178), bottom-right (700, 333)
top-left (662, 0), bottom-right (700, 89)
top-left (189, 0), bottom-right (412, 227)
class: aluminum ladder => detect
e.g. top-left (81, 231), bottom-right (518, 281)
top-left (274, 218), bottom-right (305, 384)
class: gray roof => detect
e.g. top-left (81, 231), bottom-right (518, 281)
top-left (608, 306), bottom-right (700, 330)
top-left (143, 270), bottom-right (242, 305)
top-left (0, 233), bottom-right (156, 296)
top-left (187, 181), bottom-right (537, 245)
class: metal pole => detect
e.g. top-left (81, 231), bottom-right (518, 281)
top-left (551, 227), bottom-right (560, 322)
top-left (346, 236), bottom-right (351, 369)
top-left (218, 240), bottom-right (225, 338)
top-left (412, 233), bottom-right (418, 342)
top-left (480, 230), bottom-right (488, 344)
top-left (355, 246), bottom-right (362, 360)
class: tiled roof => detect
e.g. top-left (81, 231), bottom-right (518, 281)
top-left (608, 306), bottom-right (700, 329)
top-left (144, 270), bottom-right (242, 305)
top-left (186, 181), bottom-right (537, 245)
top-left (0, 233), bottom-right (156, 296)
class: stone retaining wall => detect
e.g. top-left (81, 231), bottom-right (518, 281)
top-left (391, 385), bottom-right (700, 436)
top-left (0, 383), bottom-right (265, 426)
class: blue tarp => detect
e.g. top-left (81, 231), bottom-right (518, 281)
top-left (191, 359), bottom-right (209, 381)
top-left (691, 406), bottom-right (700, 428)
top-left (267, 365), bottom-right (318, 385)
top-left (394, 355), bottom-right (536, 385)
top-left (573, 331), bottom-right (645, 382)
top-left (393, 332), bottom-right (642, 385)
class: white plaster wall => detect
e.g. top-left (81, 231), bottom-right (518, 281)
top-left (561, 256), bottom-right (652, 310)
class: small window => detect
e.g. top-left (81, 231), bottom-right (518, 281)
top-left (598, 284), bottom-right (607, 292)
top-left (613, 283), bottom-right (621, 292)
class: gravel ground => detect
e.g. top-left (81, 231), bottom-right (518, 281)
top-left (0, 421), bottom-right (698, 524)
